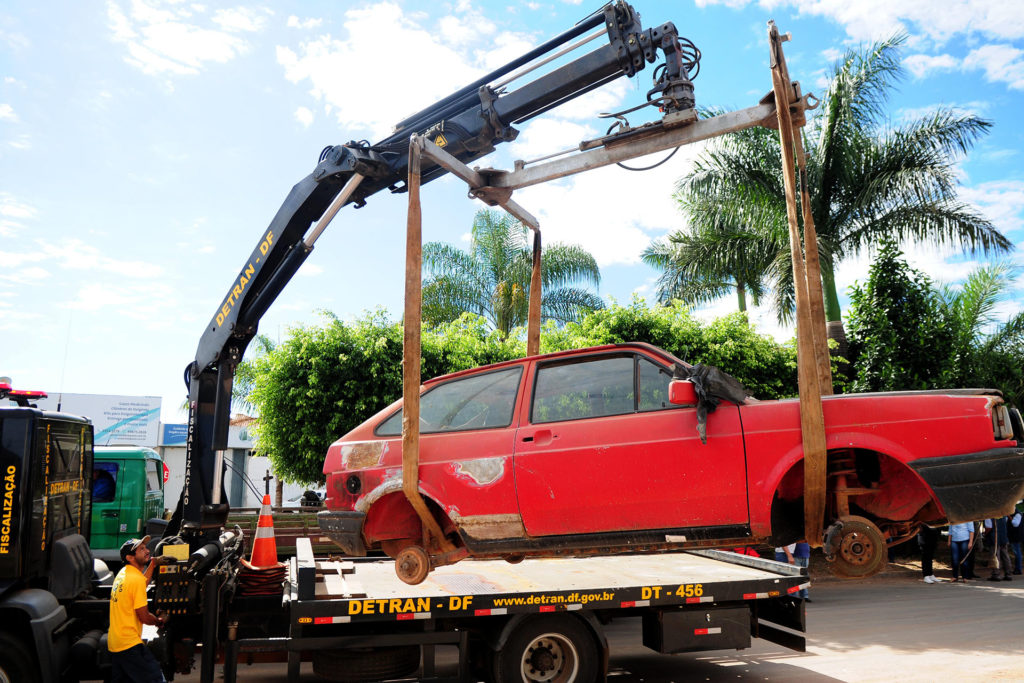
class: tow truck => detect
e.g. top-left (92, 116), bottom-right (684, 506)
top-left (2, 4), bottom-right (822, 681)
top-left (150, 3), bottom-right (816, 681)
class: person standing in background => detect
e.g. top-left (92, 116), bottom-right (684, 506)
top-left (1008, 507), bottom-right (1023, 575)
top-left (987, 516), bottom-right (1012, 581)
top-left (918, 525), bottom-right (941, 583)
top-left (793, 541), bottom-right (811, 601)
top-left (949, 521), bottom-right (975, 583)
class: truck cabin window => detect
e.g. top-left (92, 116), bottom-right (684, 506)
top-left (376, 367), bottom-right (523, 436)
top-left (145, 459), bottom-right (162, 492)
top-left (92, 462), bottom-right (117, 503)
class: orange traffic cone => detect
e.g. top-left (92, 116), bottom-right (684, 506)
top-left (249, 494), bottom-right (279, 568)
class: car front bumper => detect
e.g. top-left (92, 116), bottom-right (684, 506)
top-left (910, 446), bottom-right (1024, 523)
top-left (317, 510), bottom-right (368, 556)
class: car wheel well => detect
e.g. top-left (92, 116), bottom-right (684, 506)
top-left (363, 492), bottom-right (461, 556)
top-left (770, 448), bottom-right (937, 545)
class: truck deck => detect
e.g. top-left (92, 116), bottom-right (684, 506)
top-left (211, 544), bottom-right (808, 682)
top-left (292, 547), bottom-right (809, 622)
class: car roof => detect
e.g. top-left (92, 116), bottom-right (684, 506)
top-left (422, 342), bottom-right (689, 387)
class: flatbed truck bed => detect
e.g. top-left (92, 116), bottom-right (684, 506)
top-left (207, 543), bottom-right (808, 682)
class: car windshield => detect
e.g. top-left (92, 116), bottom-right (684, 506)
top-left (376, 366), bottom-right (523, 436)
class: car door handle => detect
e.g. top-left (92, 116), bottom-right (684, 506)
top-left (522, 429), bottom-right (553, 446)
top-left (101, 510), bottom-right (119, 518)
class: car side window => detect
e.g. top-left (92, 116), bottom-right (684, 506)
top-left (532, 355), bottom-right (635, 423)
top-left (376, 366), bottom-right (523, 436)
top-left (638, 356), bottom-right (679, 412)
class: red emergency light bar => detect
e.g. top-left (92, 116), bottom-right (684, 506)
top-left (1, 382), bottom-right (47, 406)
top-left (10, 389), bottom-right (47, 399)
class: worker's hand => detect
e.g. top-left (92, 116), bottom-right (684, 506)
top-left (156, 610), bottom-right (169, 628)
top-left (152, 555), bottom-right (175, 567)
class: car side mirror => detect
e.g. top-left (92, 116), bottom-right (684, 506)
top-left (668, 380), bottom-right (698, 406)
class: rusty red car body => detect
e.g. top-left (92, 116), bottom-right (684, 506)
top-left (318, 343), bottom-right (1024, 577)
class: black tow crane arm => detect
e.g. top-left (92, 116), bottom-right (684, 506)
top-left (167, 0), bottom-right (700, 542)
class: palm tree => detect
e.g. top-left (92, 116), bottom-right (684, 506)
top-left (422, 209), bottom-right (603, 337)
top-left (939, 263), bottom-right (1024, 400)
top-left (653, 35), bottom-right (1010, 349)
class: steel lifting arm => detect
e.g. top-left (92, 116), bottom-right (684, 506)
top-left (167, 0), bottom-right (700, 539)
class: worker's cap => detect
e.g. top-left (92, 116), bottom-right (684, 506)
top-left (119, 535), bottom-right (152, 562)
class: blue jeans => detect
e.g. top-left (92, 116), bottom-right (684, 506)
top-left (1010, 542), bottom-right (1022, 574)
top-left (794, 555), bottom-right (810, 598)
top-left (951, 540), bottom-right (969, 579)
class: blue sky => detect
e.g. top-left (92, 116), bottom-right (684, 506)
top-left (2, 0), bottom-right (1022, 422)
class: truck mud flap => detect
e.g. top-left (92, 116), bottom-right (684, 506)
top-left (752, 597), bottom-right (806, 652)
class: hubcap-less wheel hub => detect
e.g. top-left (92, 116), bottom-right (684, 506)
top-left (839, 530), bottom-right (874, 566)
top-left (521, 634), bottom-right (579, 682)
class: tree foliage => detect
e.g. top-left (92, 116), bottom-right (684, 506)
top-left (845, 241), bottom-right (951, 391)
top-left (846, 243), bottom-right (1024, 407)
top-left (245, 303), bottom-right (800, 484)
top-left (657, 36), bottom-right (1007, 338)
top-left (422, 209), bottom-right (603, 337)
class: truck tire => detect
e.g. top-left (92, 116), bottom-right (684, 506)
top-left (311, 645), bottom-right (420, 681)
top-left (0, 632), bottom-right (40, 683)
top-left (493, 615), bottom-right (599, 683)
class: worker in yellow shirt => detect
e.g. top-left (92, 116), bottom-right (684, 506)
top-left (108, 536), bottom-right (167, 682)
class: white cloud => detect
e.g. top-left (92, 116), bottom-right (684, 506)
top-left (508, 118), bottom-right (597, 161)
top-left (298, 263), bottom-right (324, 277)
top-left (439, 10), bottom-right (495, 46)
top-left (7, 134), bottom-right (32, 150)
top-left (905, 45), bottom-right (1024, 91)
top-left (0, 193), bottom-right (35, 220)
top-left (295, 106), bottom-right (314, 127)
top-left (107, 0), bottom-right (264, 77)
top-left (2, 238), bottom-right (165, 278)
top-left (821, 47), bottom-right (842, 63)
top-left (287, 16), bottom-right (323, 30)
top-left (276, 3), bottom-right (554, 139)
top-left (212, 8), bottom-right (268, 33)
top-left (0, 104), bottom-right (17, 122)
top-left (904, 53), bottom-right (958, 79)
top-left (959, 180), bottom-right (1024, 236)
top-left (963, 44), bottom-right (1024, 91)
top-left (697, 0), bottom-right (1024, 45)
top-left (66, 281), bottom-right (175, 318)
top-left (515, 141), bottom-right (705, 267)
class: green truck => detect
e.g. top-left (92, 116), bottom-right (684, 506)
top-left (90, 445), bottom-right (165, 564)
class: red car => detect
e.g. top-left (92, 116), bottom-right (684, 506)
top-left (319, 343), bottom-right (1024, 583)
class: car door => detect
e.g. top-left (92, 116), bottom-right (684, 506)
top-left (513, 352), bottom-right (748, 536)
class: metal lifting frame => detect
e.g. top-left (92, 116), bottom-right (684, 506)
top-left (398, 24), bottom-right (834, 556)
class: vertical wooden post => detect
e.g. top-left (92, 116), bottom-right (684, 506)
top-left (768, 23), bottom-right (828, 547)
top-left (527, 229), bottom-right (542, 357)
top-left (403, 136), bottom-right (454, 553)
top-left (794, 133), bottom-right (833, 395)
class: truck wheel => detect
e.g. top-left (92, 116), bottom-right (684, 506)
top-left (829, 515), bottom-right (886, 578)
top-left (493, 615), bottom-right (598, 683)
top-left (311, 646), bottom-right (420, 681)
top-left (0, 632), bottom-right (39, 683)
top-left (395, 545), bottom-right (431, 585)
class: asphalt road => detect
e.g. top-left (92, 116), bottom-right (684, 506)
top-left (176, 574), bottom-right (1024, 682)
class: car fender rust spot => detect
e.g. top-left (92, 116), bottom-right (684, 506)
top-left (450, 513), bottom-right (527, 540)
top-left (451, 457), bottom-right (506, 486)
top-left (355, 475), bottom-right (430, 514)
top-left (342, 441), bottom-right (385, 470)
